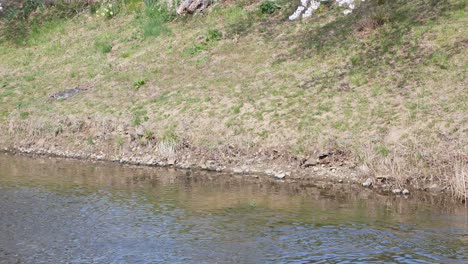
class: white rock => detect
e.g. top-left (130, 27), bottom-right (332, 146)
top-left (362, 178), bottom-right (373, 187)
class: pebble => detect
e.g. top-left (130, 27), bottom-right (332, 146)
top-left (392, 189), bottom-right (402, 194)
top-left (233, 167), bottom-right (244, 174)
top-left (362, 178), bottom-right (373, 188)
top-left (274, 171), bottom-right (287, 179)
top-left (205, 160), bottom-right (218, 171)
top-left (402, 189), bottom-right (410, 195)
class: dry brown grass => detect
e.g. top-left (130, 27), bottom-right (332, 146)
top-left (452, 160), bottom-right (467, 201)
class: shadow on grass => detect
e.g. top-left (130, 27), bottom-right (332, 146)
top-left (296, 0), bottom-right (460, 63)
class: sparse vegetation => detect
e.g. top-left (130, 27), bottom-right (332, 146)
top-left (0, 0), bottom-right (466, 199)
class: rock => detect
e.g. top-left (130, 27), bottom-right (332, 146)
top-left (318, 152), bottom-right (330, 159)
top-left (362, 178), bottom-right (373, 188)
top-left (274, 171), bottom-right (290, 180)
top-left (135, 126), bottom-right (145, 137)
top-left (402, 189), bottom-right (410, 195)
top-left (338, 179), bottom-right (343, 183)
top-left (427, 183), bottom-right (445, 193)
top-left (376, 175), bottom-right (392, 183)
top-left (392, 189), bottom-right (402, 194)
top-left (302, 158), bottom-right (317, 168)
top-left (167, 157), bottom-right (176, 166)
top-left (49, 85), bottom-right (90, 101)
top-left (178, 162), bottom-right (192, 169)
top-left (205, 160), bottom-right (218, 171)
top-left (233, 167), bottom-right (244, 174)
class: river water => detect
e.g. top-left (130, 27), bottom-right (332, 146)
top-left (0, 153), bottom-right (466, 263)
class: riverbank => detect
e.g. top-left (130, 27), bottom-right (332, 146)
top-left (0, 0), bottom-right (467, 199)
top-left (0, 141), bottom-right (462, 203)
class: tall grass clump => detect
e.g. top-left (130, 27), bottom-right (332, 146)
top-left (137, 0), bottom-right (174, 37)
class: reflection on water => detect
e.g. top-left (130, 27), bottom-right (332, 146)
top-left (0, 153), bottom-right (466, 263)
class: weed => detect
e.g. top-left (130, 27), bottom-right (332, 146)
top-left (349, 72), bottom-right (368, 86)
top-left (206, 29), bottom-right (222, 42)
top-left (184, 29), bottom-right (222, 56)
top-left (116, 135), bottom-right (124, 147)
top-left (427, 50), bottom-right (450, 69)
top-left (137, 1), bottom-right (174, 38)
top-left (144, 129), bottom-right (154, 140)
top-left (375, 146), bottom-right (390, 157)
top-left (232, 103), bottom-right (244, 114)
top-left (133, 78), bottom-right (147, 89)
top-left (120, 52), bottom-right (131, 58)
top-left (87, 137), bottom-right (95, 145)
top-left (94, 35), bottom-right (113, 53)
top-left (259, 1), bottom-right (281, 15)
top-left (54, 124), bottom-right (63, 136)
top-left (20, 112), bottom-right (30, 120)
top-left (184, 44), bottom-right (207, 55)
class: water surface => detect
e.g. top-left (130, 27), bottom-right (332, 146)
top-left (0, 153), bottom-right (466, 263)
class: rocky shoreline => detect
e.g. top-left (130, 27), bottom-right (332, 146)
top-left (0, 144), bottom-right (458, 201)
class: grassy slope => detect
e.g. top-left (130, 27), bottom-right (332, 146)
top-left (0, 0), bottom-right (467, 195)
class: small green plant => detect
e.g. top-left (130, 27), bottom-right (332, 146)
top-left (232, 103), bottom-right (243, 114)
top-left (116, 135), bottom-right (124, 147)
top-left (184, 29), bottom-right (222, 56)
top-left (144, 129), bottom-right (154, 140)
top-left (94, 36), bottom-right (113, 53)
top-left (205, 29), bottom-right (222, 42)
top-left (120, 52), bottom-right (131, 58)
top-left (184, 44), bottom-right (207, 55)
top-left (259, 1), bottom-right (281, 15)
top-left (133, 78), bottom-right (147, 89)
top-left (376, 146), bottom-right (390, 157)
top-left (20, 111), bottom-right (30, 120)
top-left (54, 124), bottom-right (63, 136)
top-left (427, 50), bottom-right (450, 69)
top-left (349, 72), bottom-right (368, 86)
top-left (87, 137), bottom-right (95, 145)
